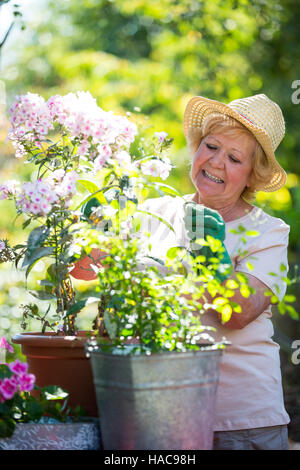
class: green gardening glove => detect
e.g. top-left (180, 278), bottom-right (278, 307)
top-left (183, 201), bottom-right (232, 282)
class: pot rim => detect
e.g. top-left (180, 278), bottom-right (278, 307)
top-left (89, 343), bottom-right (223, 359)
top-left (11, 330), bottom-right (91, 348)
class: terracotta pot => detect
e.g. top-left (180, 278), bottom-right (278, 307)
top-left (11, 331), bottom-right (98, 418)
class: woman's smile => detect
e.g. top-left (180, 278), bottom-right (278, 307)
top-left (202, 169), bottom-right (224, 184)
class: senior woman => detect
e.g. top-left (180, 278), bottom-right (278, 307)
top-left (139, 94), bottom-right (290, 450)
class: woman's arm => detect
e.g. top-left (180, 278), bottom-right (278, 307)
top-left (213, 272), bottom-right (271, 329)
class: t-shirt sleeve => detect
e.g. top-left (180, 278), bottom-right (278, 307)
top-left (233, 221), bottom-right (290, 301)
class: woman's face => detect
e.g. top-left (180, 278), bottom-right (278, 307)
top-left (190, 131), bottom-right (255, 208)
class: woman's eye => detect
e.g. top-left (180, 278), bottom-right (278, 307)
top-left (206, 143), bottom-right (217, 150)
top-left (229, 155), bottom-right (240, 163)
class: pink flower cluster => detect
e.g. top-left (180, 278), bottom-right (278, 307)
top-left (0, 337), bottom-right (14, 354)
top-left (1, 170), bottom-right (79, 217)
top-left (8, 91), bottom-right (138, 164)
top-left (8, 93), bottom-right (54, 157)
top-left (0, 180), bottom-right (20, 200)
top-left (140, 157), bottom-right (172, 180)
top-left (45, 169), bottom-right (79, 200)
top-left (0, 360), bottom-right (35, 402)
top-left (0, 339), bottom-right (35, 402)
top-left (15, 179), bottom-right (59, 216)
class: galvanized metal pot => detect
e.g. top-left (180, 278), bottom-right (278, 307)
top-left (89, 346), bottom-right (222, 450)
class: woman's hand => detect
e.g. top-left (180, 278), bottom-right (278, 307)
top-left (69, 248), bottom-right (107, 281)
top-left (184, 201), bottom-right (232, 282)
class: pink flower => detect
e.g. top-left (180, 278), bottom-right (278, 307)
top-left (8, 359), bottom-right (28, 375)
top-left (154, 131), bottom-right (168, 143)
top-left (0, 180), bottom-right (20, 200)
top-left (94, 154), bottom-right (109, 172)
top-left (16, 179), bottom-right (59, 217)
top-left (0, 337), bottom-right (14, 353)
top-left (115, 150), bottom-right (131, 167)
top-left (8, 92), bottom-right (53, 150)
top-left (0, 377), bottom-right (17, 400)
top-left (77, 140), bottom-right (90, 157)
top-left (140, 158), bottom-right (172, 180)
top-left (16, 372), bottom-right (36, 392)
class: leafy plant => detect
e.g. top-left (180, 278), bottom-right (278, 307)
top-left (0, 91), bottom-right (174, 335)
top-left (0, 337), bottom-right (85, 438)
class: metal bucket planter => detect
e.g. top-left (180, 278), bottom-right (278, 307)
top-left (89, 346), bottom-right (222, 450)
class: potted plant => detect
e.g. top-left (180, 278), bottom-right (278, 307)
top-left (66, 157), bottom-right (298, 449)
top-left (0, 90), bottom-right (176, 417)
top-left (66, 196), bottom-right (248, 449)
top-left (0, 336), bottom-right (100, 450)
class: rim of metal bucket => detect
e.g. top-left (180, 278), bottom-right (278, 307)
top-left (86, 342), bottom-right (224, 359)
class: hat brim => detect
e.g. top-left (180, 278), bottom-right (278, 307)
top-left (183, 96), bottom-right (286, 192)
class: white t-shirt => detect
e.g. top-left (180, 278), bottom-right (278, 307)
top-left (138, 194), bottom-right (290, 431)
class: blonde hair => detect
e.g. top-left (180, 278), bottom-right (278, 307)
top-left (187, 113), bottom-right (271, 202)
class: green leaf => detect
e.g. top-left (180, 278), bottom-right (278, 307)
top-left (166, 246), bottom-right (186, 259)
top-left (23, 400), bottom-right (44, 421)
top-left (81, 197), bottom-right (101, 219)
top-left (26, 226), bottom-right (50, 256)
top-left (22, 218), bottom-right (32, 230)
top-left (29, 290), bottom-right (56, 300)
top-left (283, 294), bottom-right (296, 303)
top-left (285, 305), bottom-right (299, 320)
top-left (231, 302), bottom-right (242, 313)
top-left (240, 284), bottom-right (251, 298)
top-left (0, 418), bottom-right (16, 438)
top-left (225, 279), bottom-right (239, 289)
top-left (213, 297), bottom-right (228, 306)
top-left (236, 272), bottom-right (248, 283)
top-left (22, 246), bottom-right (54, 273)
top-left (143, 255), bottom-right (165, 265)
top-left (76, 179), bottom-right (100, 194)
top-left (246, 261), bottom-right (254, 271)
top-left (103, 308), bottom-right (117, 340)
top-left (220, 304), bottom-right (232, 323)
top-left (47, 263), bottom-right (68, 283)
top-left (76, 179), bottom-right (107, 206)
top-left (271, 295), bottom-right (279, 304)
top-left (245, 230), bottom-right (259, 237)
top-left (280, 263), bottom-right (287, 272)
top-left (65, 297), bottom-right (99, 317)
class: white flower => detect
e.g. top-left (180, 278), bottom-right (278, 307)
top-left (141, 158), bottom-right (172, 180)
top-left (115, 150), bottom-right (131, 167)
top-left (154, 131), bottom-right (168, 143)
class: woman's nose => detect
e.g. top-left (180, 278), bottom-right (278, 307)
top-left (209, 150), bottom-right (225, 168)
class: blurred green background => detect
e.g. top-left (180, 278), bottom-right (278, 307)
top-left (0, 0), bottom-right (299, 440)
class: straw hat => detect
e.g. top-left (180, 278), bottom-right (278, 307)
top-left (183, 94), bottom-right (287, 192)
